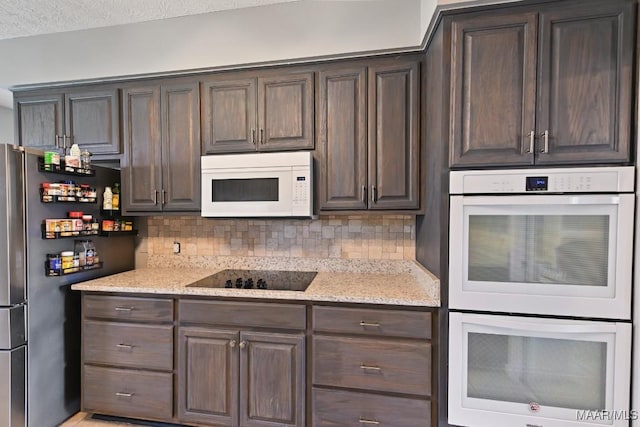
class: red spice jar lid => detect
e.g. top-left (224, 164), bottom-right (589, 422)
top-left (68, 211), bottom-right (83, 218)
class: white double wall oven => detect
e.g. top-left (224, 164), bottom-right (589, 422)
top-left (448, 167), bottom-right (635, 427)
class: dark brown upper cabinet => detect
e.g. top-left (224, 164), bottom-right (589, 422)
top-left (449, 0), bottom-right (635, 168)
top-left (201, 69), bottom-right (314, 154)
top-left (317, 57), bottom-right (420, 212)
top-left (121, 80), bottom-right (200, 214)
top-left (14, 87), bottom-right (120, 159)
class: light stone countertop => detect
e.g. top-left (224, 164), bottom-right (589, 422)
top-left (71, 257), bottom-right (440, 307)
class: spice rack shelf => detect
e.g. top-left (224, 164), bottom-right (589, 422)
top-left (100, 230), bottom-right (138, 237)
top-left (45, 261), bottom-right (103, 277)
top-left (40, 191), bottom-right (97, 204)
top-left (41, 225), bottom-right (100, 240)
top-left (38, 159), bottom-right (95, 177)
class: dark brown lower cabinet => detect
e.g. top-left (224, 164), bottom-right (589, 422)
top-left (178, 300), bottom-right (306, 427)
top-left (311, 305), bottom-right (433, 427)
top-left (81, 294), bottom-right (175, 423)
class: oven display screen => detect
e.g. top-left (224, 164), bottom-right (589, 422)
top-left (526, 176), bottom-right (548, 191)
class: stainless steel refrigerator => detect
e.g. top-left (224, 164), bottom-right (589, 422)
top-left (0, 144), bottom-right (135, 427)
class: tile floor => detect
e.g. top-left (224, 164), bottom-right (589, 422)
top-left (60, 413), bottom-right (135, 426)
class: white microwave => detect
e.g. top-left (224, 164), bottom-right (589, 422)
top-left (201, 151), bottom-right (313, 218)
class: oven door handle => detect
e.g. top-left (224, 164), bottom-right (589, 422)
top-left (460, 313), bottom-right (622, 334)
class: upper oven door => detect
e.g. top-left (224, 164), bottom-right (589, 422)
top-left (201, 167), bottom-right (295, 217)
top-left (449, 193), bottom-right (634, 319)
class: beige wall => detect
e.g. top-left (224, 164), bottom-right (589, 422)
top-left (0, 106), bottom-right (13, 143)
top-left (0, 1), bottom-right (422, 88)
top-left (137, 215), bottom-right (416, 266)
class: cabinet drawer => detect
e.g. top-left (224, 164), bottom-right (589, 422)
top-left (83, 321), bottom-right (173, 370)
top-left (313, 336), bottom-right (431, 396)
top-left (83, 294), bottom-right (173, 322)
top-left (313, 388), bottom-right (431, 427)
top-left (83, 365), bottom-right (173, 421)
top-left (179, 300), bottom-right (306, 330)
top-left (313, 306), bottom-right (431, 339)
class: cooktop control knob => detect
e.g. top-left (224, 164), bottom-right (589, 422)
top-left (225, 280), bottom-right (233, 288)
top-left (244, 278), bottom-right (254, 289)
top-left (257, 279), bottom-right (267, 289)
top-left (235, 278), bottom-right (243, 288)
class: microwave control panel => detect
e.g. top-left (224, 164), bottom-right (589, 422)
top-left (291, 166), bottom-right (312, 215)
top-left (450, 167), bottom-right (634, 194)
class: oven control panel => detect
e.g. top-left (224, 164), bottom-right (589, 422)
top-left (449, 166), bottom-right (634, 194)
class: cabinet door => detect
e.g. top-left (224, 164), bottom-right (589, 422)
top-left (65, 88), bottom-right (120, 156)
top-left (239, 331), bottom-right (305, 427)
top-left (121, 85), bottom-right (162, 212)
top-left (14, 93), bottom-right (64, 149)
top-left (449, 11), bottom-right (538, 167)
top-left (317, 66), bottom-right (367, 210)
top-left (201, 77), bottom-right (257, 154)
top-left (178, 327), bottom-right (239, 427)
top-left (368, 60), bottom-right (420, 210)
top-left (258, 72), bottom-right (314, 151)
top-left (536, 0), bottom-right (635, 165)
top-left (161, 82), bottom-right (201, 211)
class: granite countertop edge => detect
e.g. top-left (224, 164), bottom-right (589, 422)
top-left (71, 259), bottom-right (441, 308)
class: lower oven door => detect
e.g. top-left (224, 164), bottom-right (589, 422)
top-left (448, 312), bottom-right (632, 427)
top-left (449, 193), bottom-right (634, 319)
top-left (0, 345), bottom-right (26, 427)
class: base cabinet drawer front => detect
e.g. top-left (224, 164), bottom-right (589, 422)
top-left (179, 300), bottom-right (306, 330)
top-left (83, 365), bottom-right (173, 421)
top-left (313, 336), bottom-right (431, 396)
top-left (312, 306), bottom-right (432, 339)
top-left (312, 388), bottom-right (431, 427)
top-left (83, 321), bottom-right (173, 370)
top-left (83, 294), bottom-right (173, 322)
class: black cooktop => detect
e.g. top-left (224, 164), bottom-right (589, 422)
top-left (187, 269), bottom-right (317, 291)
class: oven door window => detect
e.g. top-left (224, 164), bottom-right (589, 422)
top-left (468, 213), bottom-right (610, 287)
top-left (212, 178), bottom-right (279, 202)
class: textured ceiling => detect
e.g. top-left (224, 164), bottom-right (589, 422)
top-left (0, 0), bottom-right (300, 40)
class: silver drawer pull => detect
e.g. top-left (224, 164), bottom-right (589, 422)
top-left (115, 392), bottom-right (134, 398)
top-left (359, 418), bottom-right (380, 425)
top-left (116, 343), bottom-right (134, 349)
top-left (114, 307), bottom-right (134, 312)
top-left (360, 364), bottom-right (381, 371)
top-left (359, 321), bottom-right (380, 328)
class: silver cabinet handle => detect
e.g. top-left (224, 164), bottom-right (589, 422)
top-left (360, 364), bottom-right (381, 371)
top-left (55, 135), bottom-right (62, 149)
top-left (526, 130), bottom-right (535, 154)
top-left (371, 186), bottom-right (377, 203)
top-left (239, 340), bottom-right (247, 349)
top-left (359, 321), bottom-right (380, 328)
top-left (540, 130), bottom-right (549, 153)
top-left (359, 419), bottom-right (380, 425)
top-left (153, 190), bottom-right (158, 205)
top-left (251, 129), bottom-right (256, 145)
top-left (114, 306), bottom-right (134, 312)
top-left (229, 339), bottom-right (237, 348)
top-left (259, 128), bottom-right (264, 144)
top-left (361, 185), bottom-right (366, 203)
top-left (161, 189), bottom-right (166, 205)
top-left (116, 343), bottom-right (133, 349)
top-left (63, 135), bottom-right (71, 153)
top-left (115, 392), bottom-right (133, 397)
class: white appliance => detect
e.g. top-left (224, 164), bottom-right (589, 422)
top-left (449, 166), bottom-right (635, 319)
top-left (448, 167), bottom-right (635, 427)
top-left (201, 151), bottom-right (313, 218)
top-left (449, 312), bottom-right (632, 427)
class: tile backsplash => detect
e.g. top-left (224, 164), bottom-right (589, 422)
top-left (140, 215), bottom-right (415, 261)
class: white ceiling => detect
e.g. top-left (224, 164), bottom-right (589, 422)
top-left (0, 0), bottom-right (302, 40)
